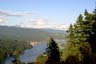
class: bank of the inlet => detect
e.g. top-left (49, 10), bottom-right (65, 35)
top-left (4, 39), bottom-right (66, 64)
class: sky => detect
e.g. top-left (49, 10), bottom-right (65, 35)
top-left (0, 0), bottom-right (95, 30)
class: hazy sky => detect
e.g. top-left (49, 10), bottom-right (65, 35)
top-left (0, 0), bottom-right (95, 30)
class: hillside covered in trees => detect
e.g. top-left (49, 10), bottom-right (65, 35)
top-left (1, 2), bottom-right (96, 64)
top-left (0, 26), bottom-right (66, 41)
top-left (62, 8), bottom-right (96, 64)
top-left (0, 39), bottom-right (32, 64)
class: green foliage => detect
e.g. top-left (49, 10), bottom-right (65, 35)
top-left (0, 49), bottom-right (4, 64)
top-left (62, 8), bottom-right (96, 64)
top-left (0, 26), bottom-right (66, 41)
top-left (12, 59), bottom-right (22, 64)
top-left (35, 54), bottom-right (48, 64)
top-left (0, 39), bottom-right (32, 59)
top-left (89, 9), bottom-right (96, 53)
top-left (35, 7), bottom-right (96, 64)
top-left (64, 55), bottom-right (80, 64)
top-left (45, 38), bottom-right (60, 64)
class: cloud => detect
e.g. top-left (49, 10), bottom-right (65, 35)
top-left (0, 10), bottom-right (69, 30)
top-left (32, 19), bottom-right (47, 26)
top-left (54, 24), bottom-right (69, 30)
top-left (19, 19), bottom-right (69, 30)
top-left (19, 18), bottom-right (48, 28)
top-left (0, 18), bottom-right (6, 23)
top-left (0, 10), bottom-right (32, 17)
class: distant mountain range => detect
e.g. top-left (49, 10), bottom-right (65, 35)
top-left (0, 25), bottom-right (67, 41)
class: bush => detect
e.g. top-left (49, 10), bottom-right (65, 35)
top-left (35, 54), bottom-right (48, 64)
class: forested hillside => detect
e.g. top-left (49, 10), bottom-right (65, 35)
top-left (0, 39), bottom-right (32, 64)
top-left (0, 26), bottom-right (66, 64)
top-left (62, 9), bottom-right (96, 64)
top-left (0, 26), bottom-right (66, 41)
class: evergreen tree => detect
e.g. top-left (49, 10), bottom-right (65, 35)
top-left (65, 9), bottom-right (94, 63)
top-left (0, 49), bottom-right (4, 64)
top-left (89, 8), bottom-right (96, 53)
top-left (67, 14), bottom-right (84, 49)
top-left (74, 14), bottom-right (84, 43)
top-left (46, 38), bottom-right (60, 64)
top-left (67, 24), bottom-right (74, 43)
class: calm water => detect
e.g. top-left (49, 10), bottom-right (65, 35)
top-left (4, 40), bottom-right (66, 64)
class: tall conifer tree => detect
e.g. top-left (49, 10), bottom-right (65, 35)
top-left (46, 38), bottom-right (60, 64)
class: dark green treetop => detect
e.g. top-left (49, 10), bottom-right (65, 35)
top-left (46, 38), bottom-right (60, 64)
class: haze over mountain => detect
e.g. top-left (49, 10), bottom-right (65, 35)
top-left (0, 25), bottom-right (66, 41)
